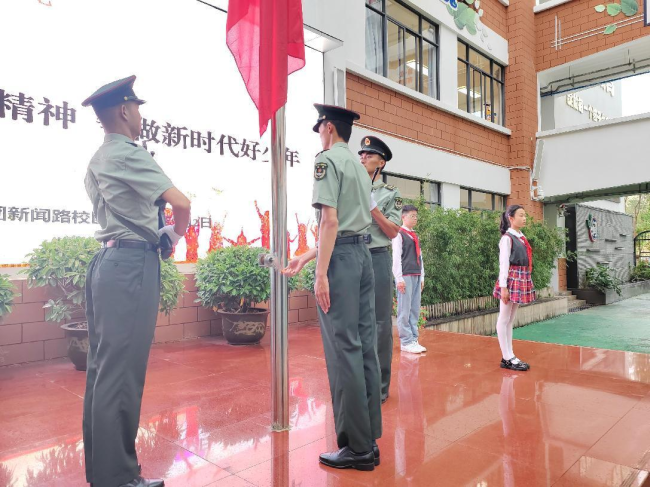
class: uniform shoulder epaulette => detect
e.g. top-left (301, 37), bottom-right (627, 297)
top-left (385, 184), bottom-right (397, 191)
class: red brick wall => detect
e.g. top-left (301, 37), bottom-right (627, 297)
top-left (536, 0), bottom-right (650, 71)
top-left (347, 73), bottom-right (510, 166)
top-left (0, 276), bottom-right (318, 367)
top-left (479, 0), bottom-right (509, 38)
top-left (557, 257), bottom-right (568, 291)
top-left (506, 0), bottom-right (543, 220)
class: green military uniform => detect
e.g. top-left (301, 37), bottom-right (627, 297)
top-left (360, 136), bottom-right (401, 403)
top-left (312, 107), bottom-right (382, 455)
top-left (81, 77), bottom-right (173, 487)
top-left (368, 181), bottom-right (402, 401)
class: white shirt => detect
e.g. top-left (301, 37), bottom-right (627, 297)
top-left (391, 225), bottom-right (425, 284)
top-left (498, 228), bottom-right (525, 288)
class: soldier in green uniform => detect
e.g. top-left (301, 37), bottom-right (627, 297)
top-left (81, 76), bottom-right (191, 487)
top-left (283, 104), bottom-right (382, 471)
top-left (359, 136), bottom-right (402, 404)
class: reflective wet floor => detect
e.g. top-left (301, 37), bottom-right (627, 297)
top-left (2, 324), bottom-right (650, 486)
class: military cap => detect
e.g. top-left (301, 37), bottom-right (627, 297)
top-left (358, 135), bottom-right (392, 162)
top-left (312, 103), bottom-right (361, 132)
top-left (81, 75), bottom-right (146, 110)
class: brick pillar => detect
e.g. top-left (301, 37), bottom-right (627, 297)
top-left (557, 257), bottom-right (568, 291)
top-left (505, 0), bottom-right (543, 221)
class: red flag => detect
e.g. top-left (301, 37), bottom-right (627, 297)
top-left (227, 0), bottom-right (306, 136)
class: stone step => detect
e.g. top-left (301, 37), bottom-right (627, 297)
top-left (568, 299), bottom-right (588, 310)
top-left (566, 295), bottom-right (578, 301)
top-left (557, 291), bottom-right (573, 297)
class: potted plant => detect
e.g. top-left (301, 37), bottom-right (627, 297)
top-left (195, 246), bottom-right (271, 345)
top-left (585, 264), bottom-right (622, 297)
top-left (0, 274), bottom-right (20, 322)
top-left (23, 236), bottom-right (186, 370)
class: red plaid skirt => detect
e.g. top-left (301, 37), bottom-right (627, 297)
top-left (493, 266), bottom-right (536, 304)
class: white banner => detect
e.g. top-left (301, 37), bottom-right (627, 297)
top-left (0, 0), bottom-right (324, 265)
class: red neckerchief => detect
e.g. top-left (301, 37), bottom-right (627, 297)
top-left (402, 228), bottom-right (421, 265)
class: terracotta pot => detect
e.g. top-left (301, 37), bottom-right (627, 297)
top-left (217, 308), bottom-right (270, 345)
top-left (60, 322), bottom-right (88, 371)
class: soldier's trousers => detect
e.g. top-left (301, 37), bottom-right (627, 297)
top-left (317, 241), bottom-right (382, 454)
top-left (371, 248), bottom-right (393, 401)
top-left (83, 247), bottom-right (160, 487)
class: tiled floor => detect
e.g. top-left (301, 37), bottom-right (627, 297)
top-left (2, 324), bottom-right (650, 486)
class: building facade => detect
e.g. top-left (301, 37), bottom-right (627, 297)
top-left (304, 0), bottom-right (650, 291)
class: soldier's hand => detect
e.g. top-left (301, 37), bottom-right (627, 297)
top-left (397, 281), bottom-right (406, 294)
top-left (158, 225), bottom-right (184, 246)
top-left (282, 257), bottom-right (304, 277)
top-left (315, 274), bottom-right (330, 313)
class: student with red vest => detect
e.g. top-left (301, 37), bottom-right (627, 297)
top-left (392, 205), bottom-right (426, 355)
top-left (492, 205), bottom-right (536, 371)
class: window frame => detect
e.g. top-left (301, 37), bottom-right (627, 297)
top-left (383, 172), bottom-right (441, 208)
top-left (365, 0), bottom-right (440, 100)
top-left (460, 187), bottom-right (507, 212)
top-left (457, 39), bottom-right (505, 126)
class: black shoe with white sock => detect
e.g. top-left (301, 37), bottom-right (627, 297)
top-left (500, 357), bottom-right (529, 371)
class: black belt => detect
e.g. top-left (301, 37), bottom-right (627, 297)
top-left (369, 246), bottom-right (389, 254)
top-left (102, 239), bottom-right (159, 252)
top-left (335, 234), bottom-right (371, 245)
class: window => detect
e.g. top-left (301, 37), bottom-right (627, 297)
top-left (365, 0), bottom-right (439, 99)
top-left (460, 187), bottom-right (506, 211)
top-left (457, 40), bottom-right (504, 125)
top-left (384, 173), bottom-right (441, 208)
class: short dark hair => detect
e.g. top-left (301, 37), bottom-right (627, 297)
top-left (402, 205), bottom-right (418, 214)
top-left (329, 120), bottom-right (352, 142)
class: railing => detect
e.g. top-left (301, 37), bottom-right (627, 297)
top-left (423, 287), bottom-right (556, 320)
top-left (424, 295), bottom-right (499, 320)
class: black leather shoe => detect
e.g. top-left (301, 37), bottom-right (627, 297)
top-left (372, 440), bottom-right (380, 466)
top-left (514, 357), bottom-right (530, 369)
top-left (500, 358), bottom-right (529, 371)
top-left (118, 477), bottom-right (165, 487)
top-left (319, 446), bottom-right (375, 471)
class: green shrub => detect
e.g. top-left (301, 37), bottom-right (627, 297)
top-left (630, 261), bottom-right (650, 282)
top-left (160, 259), bottom-right (187, 315)
top-left (22, 236), bottom-right (100, 322)
top-left (585, 264), bottom-right (622, 296)
top-left (409, 201), bottom-right (566, 304)
top-left (23, 236), bottom-right (185, 322)
top-left (288, 260), bottom-right (316, 294)
top-left (0, 274), bottom-right (20, 318)
top-left (195, 246), bottom-right (270, 313)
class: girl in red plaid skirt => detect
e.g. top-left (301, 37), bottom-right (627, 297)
top-left (493, 205), bottom-right (536, 371)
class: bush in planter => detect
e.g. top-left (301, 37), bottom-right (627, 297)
top-left (585, 264), bottom-right (622, 296)
top-left (23, 236), bottom-right (100, 322)
top-left (195, 245), bottom-right (271, 312)
top-left (159, 259), bottom-right (188, 315)
top-left (288, 259), bottom-right (316, 294)
top-left (630, 261), bottom-right (650, 282)
top-left (23, 236), bottom-right (186, 368)
top-left (410, 201), bottom-right (566, 304)
top-left (195, 246), bottom-right (271, 344)
top-left (0, 274), bottom-right (20, 319)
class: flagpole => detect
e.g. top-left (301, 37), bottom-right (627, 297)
top-left (270, 105), bottom-right (289, 431)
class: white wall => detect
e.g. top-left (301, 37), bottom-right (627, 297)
top-left (583, 199), bottom-right (626, 213)
top-left (537, 113), bottom-right (650, 200)
top-left (349, 128), bottom-right (511, 199)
